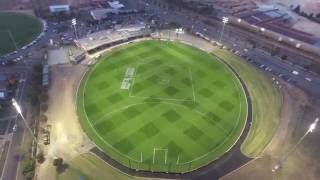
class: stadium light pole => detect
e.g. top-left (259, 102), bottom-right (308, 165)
top-left (12, 98), bottom-right (38, 143)
top-left (219, 17), bottom-right (229, 43)
top-left (72, 18), bottom-right (78, 40)
top-left (272, 117), bottom-right (319, 172)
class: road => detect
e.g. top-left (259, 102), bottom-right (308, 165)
top-left (0, 21), bottom-right (55, 180)
top-left (0, 69), bottom-right (28, 180)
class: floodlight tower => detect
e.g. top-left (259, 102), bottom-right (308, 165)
top-left (272, 117), bottom-right (319, 172)
top-left (72, 18), bottom-right (78, 40)
top-left (12, 98), bottom-right (37, 143)
top-left (219, 17), bottom-right (229, 43)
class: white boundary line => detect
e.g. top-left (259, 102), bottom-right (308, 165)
top-left (176, 154), bottom-right (180, 165)
top-left (78, 39), bottom-right (249, 171)
top-left (129, 95), bottom-right (194, 102)
top-left (89, 152), bottom-right (178, 180)
top-left (133, 42), bottom-right (247, 167)
top-left (152, 148), bottom-right (156, 164)
top-left (188, 68), bottom-right (196, 103)
top-left (81, 63), bottom-right (141, 163)
top-left (194, 110), bottom-right (229, 135)
top-left (128, 64), bottom-right (139, 97)
top-left (129, 62), bottom-right (194, 102)
top-left (177, 57), bottom-right (248, 166)
top-left (169, 41), bottom-right (248, 167)
top-left (153, 148), bottom-right (168, 165)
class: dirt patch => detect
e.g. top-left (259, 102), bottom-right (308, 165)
top-left (221, 156), bottom-right (273, 180)
top-left (264, 83), bottom-right (308, 157)
top-left (220, 82), bottom-right (310, 180)
top-left (36, 64), bottom-right (94, 180)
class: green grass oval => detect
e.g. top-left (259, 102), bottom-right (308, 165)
top-left (0, 12), bottom-right (42, 55)
top-left (77, 40), bottom-right (248, 173)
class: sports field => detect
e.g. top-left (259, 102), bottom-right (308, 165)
top-left (0, 12), bottom-right (42, 55)
top-left (77, 41), bottom-right (248, 173)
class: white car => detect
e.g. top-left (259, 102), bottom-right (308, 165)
top-left (305, 77), bottom-right (312, 82)
top-left (292, 71), bottom-right (299, 75)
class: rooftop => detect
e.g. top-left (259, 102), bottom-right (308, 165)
top-left (76, 24), bottom-right (151, 51)
top-left (108, 1), bottom-right (124, 9)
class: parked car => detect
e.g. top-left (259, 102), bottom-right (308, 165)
top-left (292, 71), bottom-right (299, 75)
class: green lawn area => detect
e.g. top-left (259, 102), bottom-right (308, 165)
top-left (0, 12), bottom-right (42, 55)
top-left (57, 153), bottom-right (153, 180)
top-left (212, 49), bottom-right (282, 157)
top-left (77, 41), bottom-right (248, 173)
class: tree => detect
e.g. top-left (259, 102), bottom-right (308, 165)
top-left (293, 5), bottom-right (301, 14)
top-left (22, 159), bottom-right (35, 179)
top-left (309, 13), bottom-right (314, 18)
top-left (36, 153), bottom-right (45, 164)
top-left (281, 55), bottom-right (287, 60)
top-left (40, 103), bottom-right (48, 112)
top-left (39, 114), bottom-right (48, 123)
top-left (39, 92), bottom-right (48, 103)
top-left (53, 157), bottom-right (63, 166)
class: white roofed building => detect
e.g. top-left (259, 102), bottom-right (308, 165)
top-left (108, 1), bottom-right (124, 9)
top-left (49, 4), bottom-right (70, 13)
top-left (90, 8), bottom-right (119, 20)
top-left (75, 24), bottom-right (151, 54)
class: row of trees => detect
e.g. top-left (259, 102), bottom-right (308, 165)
top-left (22, 63), bottom-right (49, 179)
top-left (292, 5), bottom-right (320, 23)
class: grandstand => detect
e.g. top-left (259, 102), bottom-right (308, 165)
top-left (75, 24), bottom-right (152, 54)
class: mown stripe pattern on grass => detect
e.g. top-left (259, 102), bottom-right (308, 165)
top-left (77, 41), bottom-right (247, 173)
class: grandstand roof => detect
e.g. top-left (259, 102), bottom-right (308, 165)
top-left (75, 25), bottom-right (151, 51)
top-left (90, 8), bottom-right (118, 20)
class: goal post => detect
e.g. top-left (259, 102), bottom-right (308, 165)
top-left (152, 148), bottom-right (168, 171)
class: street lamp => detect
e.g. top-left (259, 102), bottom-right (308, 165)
top-left (175, 28), bottom-right (184, 40)
top-left (308, 118), bottom-right (318, 133)
top-left (272, 117), bottom-right (319, 172)
top-left (219, 17), bottom-right (229, 42)
top-left (71, 18), bottom-right (78, 40)
top-left (237, 18), bottom-right (242, 23)
top-left (12, 98), bottom-right (37, 143)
